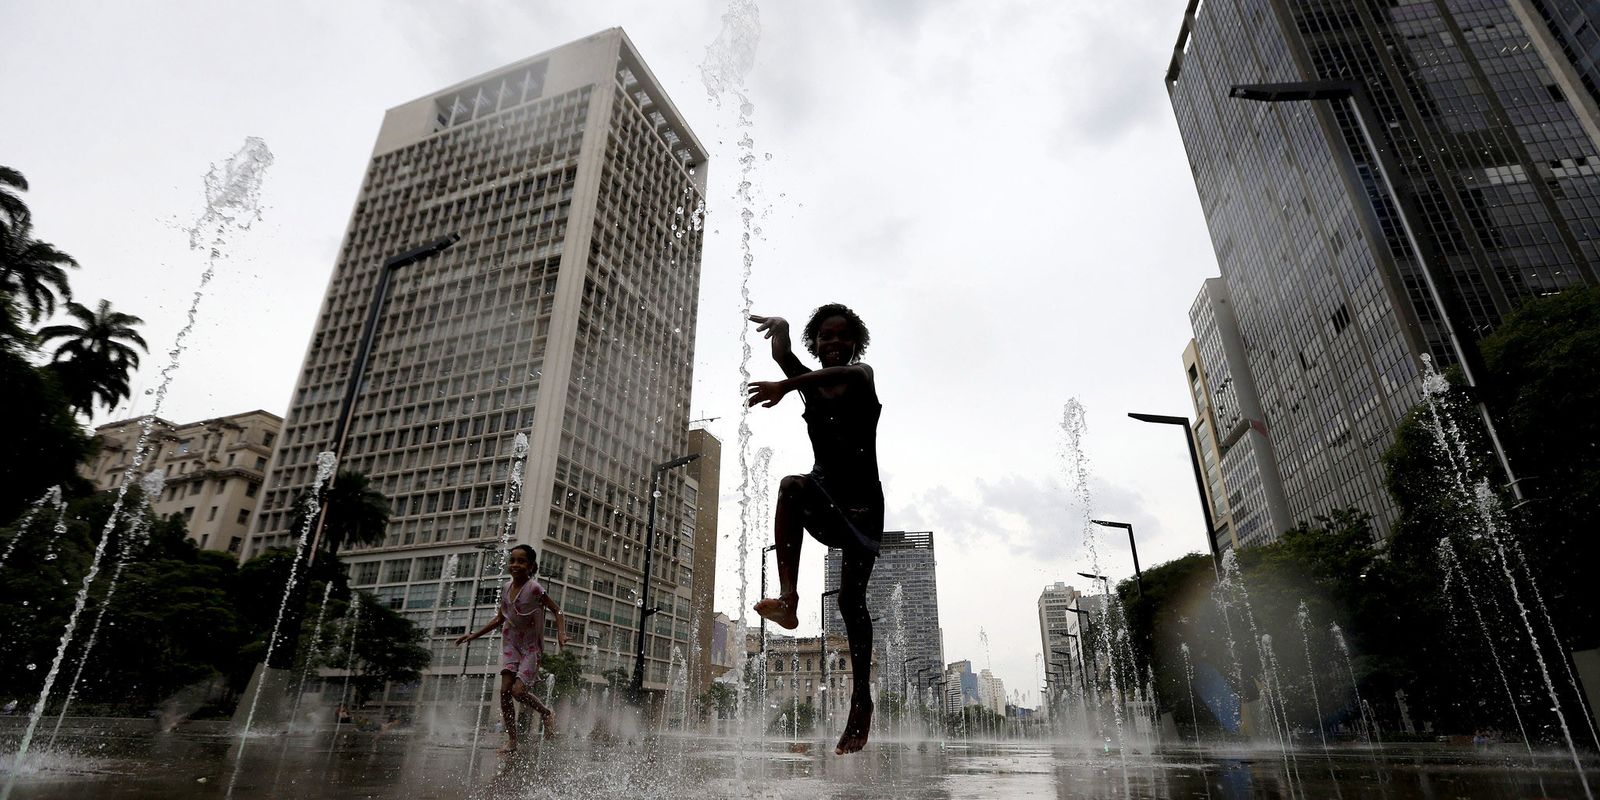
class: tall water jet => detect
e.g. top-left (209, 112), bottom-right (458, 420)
top-left (47, 470), bottom-right (165, 747)
top-left (1418, 354), bottom-right (1591, 797)
top-left (0, 487), bottom-right (62, 573)
top-left (1328, 623), bottom-right (1377, 746)
top-left (1295, 602), bottom-right (1327, 752)
top-left (240, 450), bottom-right (337, 740)
top-left (3, 139), bottom-right (272, 799)
top-left (467, 432), bottom-right (529, 775)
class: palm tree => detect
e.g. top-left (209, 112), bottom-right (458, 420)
top-left (37, 299), bottom-right (148, 416)
top-left (0, 166), bottom-right (75, 328)
top-left (290, 471), bottom-right (392, 558)
top-left (0, 166), bottom-right (31, 228)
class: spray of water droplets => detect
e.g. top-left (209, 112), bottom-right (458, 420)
top-left (4, 139), bottom-right (271, 798)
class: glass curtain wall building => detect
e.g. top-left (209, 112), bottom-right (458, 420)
top-left (1166, 0), bottom-right (1599, 538)
top-left (244, 29), bottom-right (709, 715)
top-left (824, 531), bottom-right (942, 698)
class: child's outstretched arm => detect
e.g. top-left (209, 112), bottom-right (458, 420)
top-left (541, 594), bottom-right (570, 649)
top-left (454, 611), bottom-right (504, 646)
top-left (748, 363), bottom-right (873, 408)
top-left (749, 314), bottom-right (811, 379)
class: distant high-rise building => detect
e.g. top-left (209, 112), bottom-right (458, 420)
top-left (942, 659), bottom-right (980, 713)
top-left (1037, 582), bottom-right (1080, 703)
top-left (243, 28), bottom-right (709, 716)
top-left (977, 668), bottom-right (1006, 716)
top-left (686, 427), bottom-right (722, 697)
top-left (1167, 0), bottom-right (1598, 538)
top-left (1184, 279), bottom-right (1292, 550)
top-left (83, 410), bottom-right (281, 556)
top-left (824, 530), bottom-right (941, 695)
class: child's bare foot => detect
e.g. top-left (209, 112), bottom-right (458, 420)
top-left (835, 695), bottom-right (873, 755)
top-left (539, 709), bottom-right (557, 739)
top-left (753, 594), bottom-right (800, 630)
top-left (497, 737), bottom-right (518, 756)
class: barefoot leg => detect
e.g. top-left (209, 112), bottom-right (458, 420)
top-left (835, 549), bottom-right (877, 755)
top-left (835, 693), bottom-right (874, 755)
top-left (753, 475), bottom-right (808, 629)
top-left (509, 679), bottom-right (556, 738)
top-left (497, 672), bottom-right (519, 753)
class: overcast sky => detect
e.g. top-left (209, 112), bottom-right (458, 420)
top-left (1, 0), bottom-right (1225, 705)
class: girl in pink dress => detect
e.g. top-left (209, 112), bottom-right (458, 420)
top-left (454, 544), bottom-right (567, 754)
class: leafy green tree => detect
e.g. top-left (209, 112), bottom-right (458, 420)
top-left (38, 299), bottom-right (148, 416)
top-left (288, 471), bottom-right (391, 559)
top-left (539, 649), bottom-right (586, 700)
top-left (699, 682), bottom-right (737, 720)
top-left (0, 349), bottom-right (93, 522)
top-left (768, 699), bottom-right (816, 735)
top-left (1477, 286), bottom-right (1600, 651)
top-left (317, 591), bottom-right (429, 707)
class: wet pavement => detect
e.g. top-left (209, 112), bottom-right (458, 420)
top-left (2, 719), bottom-right (1594, 798)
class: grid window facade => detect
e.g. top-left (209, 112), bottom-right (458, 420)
top-left (1166, 0), bottom-right (1597, 540)
top-left (244, 31), bottom-right (709, 703)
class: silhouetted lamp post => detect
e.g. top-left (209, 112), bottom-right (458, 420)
top-left (1128, 412), bottom-right (1222, 572)
top-left (310, 233), bottom-right (461, 563)
top-left (630, 452), bottom-right (702, 697)
top-left (1091, 519), bottom-right (1142, 597)
top-left (819, 588), bottom-right (840, 725)
top-left (1227, 80), bottom-right (1523, 503)
top-left (757, 543), bottom-right (779, 659)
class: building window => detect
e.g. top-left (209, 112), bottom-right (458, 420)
top-left (183, 507), bottom-right (194, 520)
top-left (246, 481), bottom-right (259, 498)
top-left (255, 457), bottom-right (267, 470)
top-left (177, 440), bottom-right (191, 454)
top-left (263, 431), bottom-right (277, 447)
top-left (228, 537), bottom-right (242, 553)
top-left (237, 509), bottom-right (250, 525)
top-left (207, 506), bottom-right (218, 521)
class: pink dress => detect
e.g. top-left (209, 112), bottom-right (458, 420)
top-left (499, 577), bottom-right (546, 684)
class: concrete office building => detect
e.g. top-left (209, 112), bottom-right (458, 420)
top-left (824, 530), bottom-right (942, 695)
top-left (243, 29), bottom-right (709, 715)
top-left (686, 427), bottom-right (722, 697)
top-left (1184, 279), bottom-right (1292, 550)
top-left (751, 632), bottom-right (865, 722)
top-left (1037, 582), bottom-right (1082, 703)
top-left (1167, 0), bottom-right (1599, 538)
top-left (83, 411), bottom-right (281, 555)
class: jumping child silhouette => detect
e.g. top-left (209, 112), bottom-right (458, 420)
top-left (747, 303), bottom-right (882, 755)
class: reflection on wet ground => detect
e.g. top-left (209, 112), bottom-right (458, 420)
top-left (2, 720), bottom-right (1594, 799)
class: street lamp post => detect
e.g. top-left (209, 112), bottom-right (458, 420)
top-left (309, 234), bottom-right (461, 565)
top-left (820, 589), bottom-right (839, 726)
top-left (264, 235), bottom-right (458, 674)
top-left (1227, 80), bottom-right (1523, 503)
top-left (630, 452), bottom-right (702, 698)
top-left (1128, 412), bottom-right (1222, 572)
top-left (759, 543), bottom-right (778, 657)
top-left (1090, 519), bottom-right (1142, 597)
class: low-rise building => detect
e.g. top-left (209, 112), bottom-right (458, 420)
top-left (81, 410), bottom-right (281, 556)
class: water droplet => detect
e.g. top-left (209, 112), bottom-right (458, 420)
top-left (26, 663), bottom-right (37, 671)
top-left (44, 553), bottom-right (58, 561)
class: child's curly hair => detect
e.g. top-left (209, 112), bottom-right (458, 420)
top-left (802, 303), bottom-right (871, 361)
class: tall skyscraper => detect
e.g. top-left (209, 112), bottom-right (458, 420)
top-left (824, 530), bottom-right (941, 695)
top-left (244, 29), bottom-right (709, 713)
top-left (1167, 0), bottom-right (1598, 538)
top-left (1037, 581), bottom-right (1080, 702)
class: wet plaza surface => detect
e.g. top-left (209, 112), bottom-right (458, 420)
top-left (3, 719), bottom-right (1595, 799)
